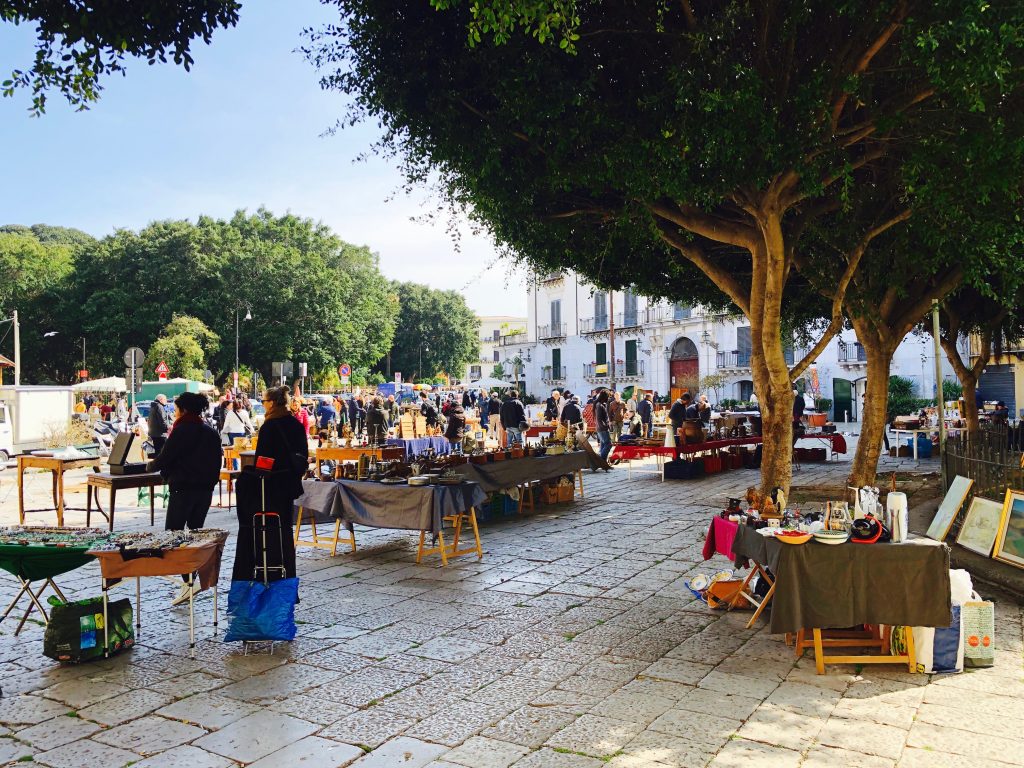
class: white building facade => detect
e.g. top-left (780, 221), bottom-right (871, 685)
top-left (464, 315), bottom-right (528, 384)
top-left (522, 272), bottom-right (961, 420)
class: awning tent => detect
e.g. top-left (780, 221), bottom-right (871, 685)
top-left (72, 376), bottom-right (127, 393)
top-left (469, 377), bottom-right (514, 390)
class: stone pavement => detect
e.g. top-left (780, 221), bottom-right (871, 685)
top-left (1, 456), bottom-right (1022, 768)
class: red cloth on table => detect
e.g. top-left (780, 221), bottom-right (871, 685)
top-left (702, 516), bottom-right (739, 561)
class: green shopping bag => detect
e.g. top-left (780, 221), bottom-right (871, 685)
top-left (43, 596), bottom-right (134, 664)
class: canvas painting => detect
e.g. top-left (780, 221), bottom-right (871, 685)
top-left (956, 497), bottom-right (1003, 557)
top-left (926, 475), bottom-right (974, 541)
top-left (994, 489), bottom-right (1024, 569)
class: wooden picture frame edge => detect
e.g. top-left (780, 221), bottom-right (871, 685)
top-left (955, 496), bottom-right (1003, 557)
top-left (926, 475), bottom-right (974, 542)
top-left (993, 488), bottom-right (1024, 570)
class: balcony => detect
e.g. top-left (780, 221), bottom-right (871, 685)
top-left (538, 322), bottom-right (567, 341)
top-left (583, 363), bottom-right (608, 380)
top-left (541, 365), bottom-right (567, 383)
top-left (615, 311), bottom-right (643, 332)
top-left (838, 341), bottom-right (867, 365)
top-left (580, 316), bottom-right (610, 335)
top-left (644, 304), bottom-right (698, 324)
top-left (717, 350), bottom-right (752, 370)
top-left (498, 332), bottom-right (527, 347)
top-left (582, 360), bottom-right (645, 381)
top-left (538, 272), bottom-right (564, 285)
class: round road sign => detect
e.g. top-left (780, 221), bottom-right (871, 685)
top-left (338, 363), bottom-right (351, 377)
top-left (123, 347), bottom-right (145, 367)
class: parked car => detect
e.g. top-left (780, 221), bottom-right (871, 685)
top-left (251, 401), bottom-right (266, 428)
top-left (130, 399), bottom-right (174, 424)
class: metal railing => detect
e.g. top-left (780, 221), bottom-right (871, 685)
top-left (538, 323), bottom-right (567, 340)
top-left (943, 424), bottom-right (1024, 536)
top-left (583, 363), bottom-right (608, 378)
top-left (615, 310), bottom-right (641, 329)
top-left (538, 272), bottom-right (564, 284)
top-left (620, 359), bottom-right (645, 378)
top-left (580, 316), bottom-right (610, 334)
top-left (838, 341), bottom-right (867, 363)
top-left (541, 365), bottom-right (567, 381)
top-left (498, 332), bottom-right (527, 347)
top-left (717, 350), bottom-right (752, 368)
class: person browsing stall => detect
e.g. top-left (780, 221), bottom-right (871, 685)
top-left (148, 393), bottom-right (171, 455)
top-left (544, 390), bottom-right (561, 421)
top-left (637, 392), bottom-right (654, 438)
top-left (445, 402), bottom-right (467, 446)
top-left (594, 390), bottom-right (612, 461)
top-left (500, 390), bottom-right (527, 446)
top-left (146, 392), bottom-right (222, 606)
top-left (419, 390), bottom-right (439, 428)
top-left (365, 396), bottom-right (389, 443)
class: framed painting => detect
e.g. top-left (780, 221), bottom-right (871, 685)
top-left (994, 489), bottom-right (1024, 570)
top-left (956, 496), bottom-right (1003, 557)
top-left (926, 475), bottom-right (974, 541)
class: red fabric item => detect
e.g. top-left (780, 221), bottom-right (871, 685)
top-left (702, 516), bottom-right (739, 561)
top-left (255, 456), bottom-right (275, 471)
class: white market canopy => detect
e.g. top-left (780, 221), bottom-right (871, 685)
top-left (160, 377), bottom-right (217, 393)
top-left (72, 376), bottom-right (127, 393)
top-left (469, 377), bottom-right (513, 390)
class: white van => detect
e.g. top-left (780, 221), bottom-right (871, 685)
top-left (0, 386), bottom-right (75, 461)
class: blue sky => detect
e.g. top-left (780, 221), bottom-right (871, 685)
top-left (0, 0), bottom-right (527, 316)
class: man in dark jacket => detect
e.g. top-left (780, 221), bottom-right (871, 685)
top-left (560, 395), bottom-right (583, 428)
top-left (499, 390), bottom-right (527, 446)
top-left (461, 390), bottom-right (472, 408)
top-left (544, 390), bottom-right (561, 421)
top-left (365, 396), bottom-right (389, 443)
top-left (669, 393), bottom-right (695, 433)
top-left (147, 393), bottom-right (171, 455)
top-left (420, 391), bottom-right (439, 428)
top-left (594, 390), bottom-right (612, 461)
top-left (637, 393), bottom-right (654, 438)
top-left (445, 403), bottom-right (467, 447)
top-left (146, 392), bottom-right (222, 605)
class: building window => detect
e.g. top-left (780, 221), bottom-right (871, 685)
top-left (550, 299), bottom-right (561, 329)
top-left (623, 289), bottom-right (638, 326)
top-left (493, 329), bottom-right (500, 342)
top-left (596, 343), bottom-right (607, 365)
top-left (736, 326), bottom-right (752, 367)
top-left (673, 303), bottom-right (691, 320)
top-left (552, 348), bottom-right (561, 374)
top-left (625, 339), bottom-right (638, 376)
top-left (739, 380), bottom-right (754, 401)
top-left (493, 350), bottom-right (500, 362)
top-left (470, 365), bottom-right (481, 379)
top-left (594, 291), bottom-right (608, 330)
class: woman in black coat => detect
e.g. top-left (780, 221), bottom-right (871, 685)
top-left (232, 386), bottom-right (308, 581)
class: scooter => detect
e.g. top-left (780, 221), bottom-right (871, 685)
top-left (91, 419), bottom-right (124, 458)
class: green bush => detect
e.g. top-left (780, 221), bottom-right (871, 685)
top-left (942, 379), bottom-right (963, 401)
top-left (813, 397), bottom-right (832, 414)
top-left (887, 376), bottom-right (934, 420)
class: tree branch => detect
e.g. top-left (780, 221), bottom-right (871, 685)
top-left (648, 199), bottom-right (758, 250)
top-left (679, 0), bottom-right (697, 31)
top-left (830, 15), bottom-right (904, 130)
top-left (654, 222), bottom-right (752, 316)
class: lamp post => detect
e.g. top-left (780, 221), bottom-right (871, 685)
top-left (78, 337), bottom-right (86, 377)
top-left (236, 306), bottom-right (252, 394)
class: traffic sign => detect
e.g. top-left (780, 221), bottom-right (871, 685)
top-left (395, 372), bottom-right (402, 385)
top-left (123, 347), bottom-right (145, 367)
top-left (340, 375), bottom-right (350, 386)
top-left (155, 361), bottom-right (170, 375)
top-left (78, 370), bottom-right (89, 379)
top-left (338, 363), bottom-right (351, 377)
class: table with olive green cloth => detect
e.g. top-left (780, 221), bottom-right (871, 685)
top-left (732, 524), bottom-right (951, 634)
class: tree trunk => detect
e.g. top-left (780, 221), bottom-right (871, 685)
top-left (849, 316), bottom-right (898, 487)
top-left (961, 377), bottom-right (980, 435)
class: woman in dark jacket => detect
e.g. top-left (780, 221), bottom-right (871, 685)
top-left (594, 390), bottom-right (612, 461)
top-left (444, 404), bottom-right (467, 446)
top-left (365, 396), bottom-right (389, 443)
top-left (232, 386), bottom-right (308, 581)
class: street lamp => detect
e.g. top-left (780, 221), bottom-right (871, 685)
top-left (236, 305), bottom-right (252, 393)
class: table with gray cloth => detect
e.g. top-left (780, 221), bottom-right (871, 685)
top-left (293, 480), bottom-right (341, 524)
top-left (330, 479), bottom-right (487, 534)
top-left (732, 524), bottom-right (951, 635)
top-left (385, 437), bottom-right (451, 458)
top-left (452, 452), bottom-right (593, 493)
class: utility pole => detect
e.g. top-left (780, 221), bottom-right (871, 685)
top-left (932, 300), bottom-right (947, 488)
top-left (80, 337), bottom-right (86, 376)
top-left (13, 310), bottom-right (20, 386)
top-left (609, 292), bottom-right (616, 392)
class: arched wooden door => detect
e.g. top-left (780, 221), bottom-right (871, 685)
top-left (669, 337), bottom-right (699, 403)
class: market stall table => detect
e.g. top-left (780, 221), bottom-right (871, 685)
top-left (18, 454), bottom-right (101, 527)
top-left (523, 424), bottom-right (556, 442)
top-left (331, 479), bottom-right (486, 565)
top-left (731, 524), bottom-right (950, 673)
top-left (892, 427), bottom-right (934, 460)
top-left (315, 445), bottom-right (405, 478)
top-left (88, 531), bottom-right (228, 657)
top-left (292, 480), bottom-right (349, 555)
top-left (453, 452), bottom-right (591, 512)
top-left (0, 528), bottom-right (106, 635)
top-left (85, 471), bottom-right (166, 530)
top-left (796, 432), bottom-right (848, 460)
top-left (384, 436), bottom-right (451, 458)
top-left (607, 443), bottom-right (675, 479)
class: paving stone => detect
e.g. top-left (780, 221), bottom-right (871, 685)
top-left (468, 675), bottom-right (554, 709)
top-left (270, 692), bottom-right (358, 724)
top-left (218, 661), bottom-right (341, 702)
top-left (443, 736), bottom-right (529, 768)
top-left (620, 730), bottom-right (718, 766)
top-left (510, 747), bottom-right (605, 768)
top-left (763, 681), bottom-right (841, 718)
top-left (544, 714), bottom-right (646, 758)
top-left (156, 692), bottom-right (261, 729)
top-left (41, 678), bottom-right (131, 709)
top-left (312, 666), bottom-right (424, 707)
top-left (149, 671), bottom-right (228, 697)
top-left (412, 637), bottom-right (492, 662)
top-left (482, 706), bottom-right (578, 748)
top-left (193, 710), bottom-right (319, 763)
top-left (697, 670), bottom-right (780, 700)
top-left (802, 745), bottom-right (895, 768)
top-left (647, 708), bottom-right (742, 747)
top-left (131, 744), bottom-right (236, 768)
top-left (905, 722), bottom-right (1024, 765)
top-left (817, 716), bottom-right (909, 760)
top-left (16, 715), bottom-right (102, 750)
top-left (832, 697), bottom-right (917, 729)
top-left (320, 707), bottom-right (418, 748)
top-left (349, 736), bottom-right (448, 767)
top-left (737, 702), bottom-right (825, 751)
top-left (705, 738), bottom-right (803, 768)
top-left (898, 747), bottom-right (1013, 768)
top-left (670, 686), bottom-right (762, 720)
top-left (589, 691), bottom-right (675, 725)
top-left (528, 687), bottom-right (603, 714)
top-left (914, 701), bottom-right (1024, 741)
top-left (405, 699), bottom-right (507, 747)
top-left (247, 735), bottom-right (365, 768)
top-left (0, 739), bottom-right (36, 764)
top-left (641, 658), bottom-right (714, 685)
top-left (92, 714), bottom-right (207, 755)
top-left (78, 687), bottom-right (174, 726)
top-left (0, 694), bottom-right (73, 725)
top-left (34, 738), bottom-right (140, 768)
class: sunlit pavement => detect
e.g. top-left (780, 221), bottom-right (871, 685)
top-left (0, 455), bottom-right (1019, 768)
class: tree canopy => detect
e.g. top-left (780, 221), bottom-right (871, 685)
top-left (1, 1), bottom-right (240, 114)
top-left (145, 314), bottom-right (219, 381)
top-left (310, 0), bottom-right (1024, 490)
top-left (7, 210), bottom-right (400, 386)
top-left (385, 281), bottom-right (479, 382)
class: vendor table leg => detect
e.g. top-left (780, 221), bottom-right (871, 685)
top-left (14, 581), bottom-right (50, 635)
top-left (213, 584), bottom-right (219, 633)
top-left (1, 580), bottom-right (31, 622)
top-left (86, 484), bottom-right (93, 526)
top-left (56, 470), bottom-right (66, 527)
top-left (188, 574), bottom-right (196, 658)
top-left (102, 580), bottom-right (110, 658)
top-left (149, 488), bottom-right (155, 526)
top-left (813, 628), bottom-right (825, 675)
top-left (577, 470), bottom-right (584, 498)
top-left (17, 458), bottom-right (25, 523)
top-left (108, 487), bottom-right (116, 532)
top-left (135, 577), bottom-right (141, 631)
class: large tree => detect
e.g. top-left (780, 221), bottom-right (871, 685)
top-left (1, 0), bottom-right (240, 114)
top-left (386, 282), bottom-right (479, 382)
top-left (308, 0), bottom-right (1024, 492)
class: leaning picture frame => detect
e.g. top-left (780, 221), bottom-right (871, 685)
top-left (926, 475), bottom-right (974, 541)
top-left (994, 489), bottom-right (1024, 570)
top-left (956, 496), bottom-right (1003, 557)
